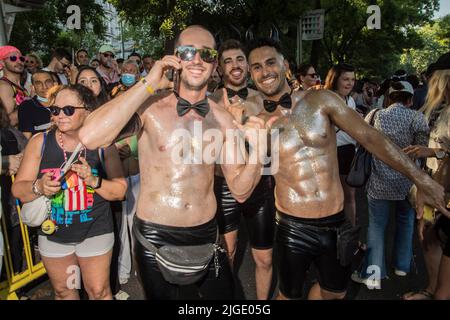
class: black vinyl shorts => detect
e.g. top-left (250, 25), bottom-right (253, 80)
top-left (214, 175), bottom-right (276, 249)
top-left (133, 216), bottom-right (234, 300)
top-left (337, 144), bottom-right (356, 175)
top-left (275, 211), bottom-right (352, 299)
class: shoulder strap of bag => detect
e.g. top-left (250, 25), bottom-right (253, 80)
top-left (368, 109), bottom-right (380, 126)
top-left (133, 223), bottom-right (220, 252)
top-left (133, 226), bottom-right (158, 253)
top-left (40, 131), bottom-right (47, 158)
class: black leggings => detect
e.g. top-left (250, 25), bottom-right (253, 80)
top-left (133, 216), bottom-right (234, 300)
top-left (214, 175), bottom-right (276, 249)
top-left (276, 211), bottom-right (352, 299)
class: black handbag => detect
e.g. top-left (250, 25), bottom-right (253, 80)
top-left (133, 226), bottom-right (224, 286)
top-left (345, 109), bottom-right (380, 187)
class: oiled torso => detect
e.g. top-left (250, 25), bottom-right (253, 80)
top-left (273, 93), bottom-right (344, 218)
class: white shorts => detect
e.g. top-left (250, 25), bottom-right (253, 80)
top-left (38, 233), bottom-right (114, 258)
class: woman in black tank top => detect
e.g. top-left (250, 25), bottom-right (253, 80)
top-left (12, 84), bottom-right (127, 300)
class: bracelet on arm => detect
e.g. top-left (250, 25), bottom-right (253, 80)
top-left (141, 78), bottom-right (155, 95)
top-left (32, 179), bottom-right (43, 197)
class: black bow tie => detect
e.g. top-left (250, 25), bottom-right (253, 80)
top-left (175, 92), bottom-right (210, 118)
top-left (226, 87), bottom-right (248, 100)
top-left (263, 92), bottom-right (292, 113)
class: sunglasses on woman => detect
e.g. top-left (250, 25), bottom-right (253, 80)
top-left (175, 46), bottom-right (218, 64)
top-left (49, 105), bottom-right (86, 116)
top-left (9, 55), bottom-right (26, 63)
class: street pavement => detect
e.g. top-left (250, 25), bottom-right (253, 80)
top-left (24, 188), bottom-right (428, 300)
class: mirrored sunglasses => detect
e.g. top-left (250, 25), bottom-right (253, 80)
top-left (175, 46), bottom-right (217, 64)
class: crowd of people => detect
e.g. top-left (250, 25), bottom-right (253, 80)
top-left (0, 24), bottom-right (449, 301)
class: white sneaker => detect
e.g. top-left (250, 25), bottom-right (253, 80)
top-left (351, 271), bottom-right (381, 289)
top-left (394, 269), bottom-right (407, 276)
top-left (115, 290), bottom-right (130, 300)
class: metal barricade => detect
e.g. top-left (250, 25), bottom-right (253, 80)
top-left (0, 176), bottom-right (47, 300)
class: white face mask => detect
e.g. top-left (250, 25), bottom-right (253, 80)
top-left (36, 95), bottom-right (48, 103)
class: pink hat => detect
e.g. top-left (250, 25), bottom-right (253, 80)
top-left (0, 45), bottom-right (22, 61)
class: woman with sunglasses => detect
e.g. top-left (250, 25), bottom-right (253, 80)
top-left (297, 63), bottom-right (319, 91)
top-left (12, 84), bottom-right (127, 300)
top-left (0, 45), bottom-right (30, 127)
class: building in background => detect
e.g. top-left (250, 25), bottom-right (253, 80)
top-left (96, 0), bottom-right (134, 58)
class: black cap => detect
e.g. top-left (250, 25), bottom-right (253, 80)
top-left (432, 51), bottom-right (450, 72)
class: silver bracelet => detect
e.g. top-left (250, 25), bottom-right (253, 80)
top-left (32, 179), bottom-right (43, 197)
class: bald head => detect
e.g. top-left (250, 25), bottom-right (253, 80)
top-left (175, 25), bottom-right (216, 50)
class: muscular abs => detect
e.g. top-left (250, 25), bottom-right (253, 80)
top-left (134, 95), bottom-right (225, 227)
top-left (272, 99), bottom-right (344, 218)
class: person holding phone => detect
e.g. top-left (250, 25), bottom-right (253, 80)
top-left (79, 25), bottom-right (270, 300)
top-left (12, 84), bottom-right (126, 300)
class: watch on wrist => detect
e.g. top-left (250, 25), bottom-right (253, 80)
top-left (435, 149), bottom-right (446, 160)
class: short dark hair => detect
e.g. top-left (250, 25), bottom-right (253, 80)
top-left (48, 71), bottom-right (62, 85)
top-left (116, 58), bottom-right (124, 64)
top-left (143, 54), bottom-right (153, 60)
top-left (248, 38), bottom-right (283, 57)
top-left (218, 39), bottom-right (248, 62)
top-left (324, 63), bottom-right (356, 91)
top-left (76, 49), bottom-right (88, 56)
top-left (388, 81), bottom-right (413, 105)
top-left (297, 63), bottom-right (314, 77)
top-left (31, 70), bottom-right (53, 84)
top-left (48, 84), bottom-right (100, 111)
top-left (51, 48), bottom-right (71, 62)
top-left (128, 52), bottom-right (142, 60)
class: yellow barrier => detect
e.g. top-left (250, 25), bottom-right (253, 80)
top-left (0, 176), bottom-right (47, 300)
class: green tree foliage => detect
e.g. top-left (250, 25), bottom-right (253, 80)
top-left (400, 15), bottom-right (450, 75)
top-left (10, 0), bottom-right (106, 64)
top-left (120, 16), bottom-right (165, 58)
top-left (110, 0), bottom-right (442, 79)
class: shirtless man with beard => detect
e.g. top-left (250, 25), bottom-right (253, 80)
top-left (210, 39), bottom-right (276, 300)
top-left (79, 26), bottom-right (269, 300)
top-left (241, 38), bottom-right (450, 300)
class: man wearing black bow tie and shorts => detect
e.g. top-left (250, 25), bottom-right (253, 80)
top-left (239, 38), bottom-right (450, 300)
top-left (79, 26), bottom-right (271, 300)
top-left (209, 39), bottom-right (276, 300)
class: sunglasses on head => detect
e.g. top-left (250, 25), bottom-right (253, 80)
top-left (9, 55), bottom-right (25, 63)
top-left (175, 46), bottom-right (217, 64)
top-left (49, 105), bottom-right (86, 116)
top-left (102, 52), bottom-right (115, 58)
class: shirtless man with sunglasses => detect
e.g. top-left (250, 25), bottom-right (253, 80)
top-left (0, 45), bottom-right (29, 126)
top-left (80, 25), bottom-right (271, 300)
